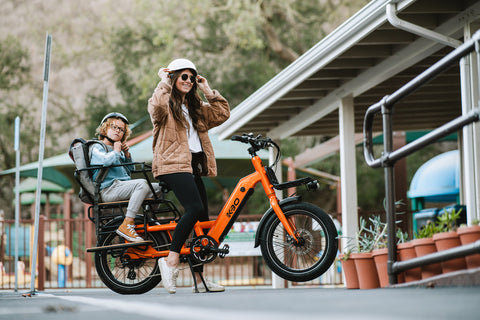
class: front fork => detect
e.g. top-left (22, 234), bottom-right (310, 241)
top-left (269, 195), bottom-right (299, 243)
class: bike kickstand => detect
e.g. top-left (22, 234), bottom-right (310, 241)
top-left (187, 258), bottom-right (209, 293)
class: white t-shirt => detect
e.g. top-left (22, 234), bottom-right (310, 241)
top-left (182, 104), bottom-right (203, 153)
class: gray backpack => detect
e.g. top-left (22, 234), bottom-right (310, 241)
top-left (68, 138), bottom-right (109, 204)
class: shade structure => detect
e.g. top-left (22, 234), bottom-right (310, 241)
top-left (408, 150), bottom-right (460, 204)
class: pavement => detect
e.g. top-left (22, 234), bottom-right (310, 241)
top-left (1, 282), bottom-right (479, 320)
top-left (392, 266), bottom-right (480, 288)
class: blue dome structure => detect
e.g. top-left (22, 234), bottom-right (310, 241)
top-left (408, 150), bottom-right (460, 210)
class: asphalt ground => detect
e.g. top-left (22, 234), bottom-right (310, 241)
top-left (1, 285), bottom-right (479, 320)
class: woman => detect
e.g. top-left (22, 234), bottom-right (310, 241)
top-left (147, 58), bottom-right (230, 294)
top-left (90, 112), bottom-right (161, 242)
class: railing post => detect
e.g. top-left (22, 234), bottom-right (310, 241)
top-left (37, 215), bottom-right (46, 291)
top-left (381, 101), bottom-right (398, 285)
top-left (84, 204), bottom-right (93, 287)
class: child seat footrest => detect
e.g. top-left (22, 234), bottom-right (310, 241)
top-left (86, 240), bottom-right (153, 252)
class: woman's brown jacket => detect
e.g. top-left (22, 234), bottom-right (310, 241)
top-left (147, 81), bottom-right (230, 178)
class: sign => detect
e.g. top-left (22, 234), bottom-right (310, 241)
top-left (222, 221), bottom-right (261, 257)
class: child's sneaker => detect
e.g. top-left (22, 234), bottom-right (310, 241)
top-left (116, 221), bottom-right (144, 242)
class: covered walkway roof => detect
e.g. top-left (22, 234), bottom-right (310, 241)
top-left (211, 0), bottom-right (480, 248)
top-left (212, 0), bottom-right (480, 139)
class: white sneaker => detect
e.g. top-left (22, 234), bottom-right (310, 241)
top-left (158, 258), bottom-right (179, 294)
top-left (192, 279), bottom-right (225, 293)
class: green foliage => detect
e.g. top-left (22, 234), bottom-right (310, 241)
top-left (413, 208), bottom-right (461, 238)
top-left (0, 35), bottom-right (30, 90)
top-left (342, 213), bottom-right (410, 253)
top-left (436, 207), bottom-right (462, 232)
top-left (342, 215), bottom-right (387, 253)
top-left (414, 220), bottom-right (439, 239)
top-left (396, 229), bottom-right (409, 244)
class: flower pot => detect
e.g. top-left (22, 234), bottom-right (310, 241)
top-left (457, 225), bottom-right (480, 269)
top-left (433, 231), bottom-right (467, 273)
top-left (372, 248), bottom-right (389, 288)
top-left (412, 238), bottom-right (442, 279)
top-left (397, 242), bottom-right (422, 282)
top-left (339, 254), bottom-right (359, 289)
top-left (351, 252), bottom-right (380, 289)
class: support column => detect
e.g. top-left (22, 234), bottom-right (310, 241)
top-left (461, 23), bottom-right (480, 224)
top-left (339, 95), bottom-right (358, 251)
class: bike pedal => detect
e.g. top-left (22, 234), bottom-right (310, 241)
top-left (219, 244), bottom-right (230, 258)
top-left (127, 269), bottom-right (136, 280)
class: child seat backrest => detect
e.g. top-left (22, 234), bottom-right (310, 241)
top-left (68, 138), bottom-right (109, 204)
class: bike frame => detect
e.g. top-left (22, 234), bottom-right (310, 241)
top-left (129, 154), bottom-right (298, 259)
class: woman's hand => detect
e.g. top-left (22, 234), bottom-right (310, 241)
top-left (158, 67), bottom-right (171, 85)
top-left (196, 75), bottom-right (213, 96)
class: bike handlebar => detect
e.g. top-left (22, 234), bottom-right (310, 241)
top-left (231, 133), bottom-right (277, 153)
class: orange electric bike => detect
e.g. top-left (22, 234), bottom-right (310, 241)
top-left (79, 133), bottom-right (338, 294)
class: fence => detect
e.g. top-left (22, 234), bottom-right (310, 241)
top-left (0, 214), bottom-right (343, 290)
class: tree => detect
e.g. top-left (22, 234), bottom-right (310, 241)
top-left (84, 0), bottom-right (369, 127)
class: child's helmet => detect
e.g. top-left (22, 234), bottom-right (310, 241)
top-left (101, 112), bottom-right (129, 125)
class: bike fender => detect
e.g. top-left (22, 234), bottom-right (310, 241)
top-left (254, 196), bottom-right (301, 248)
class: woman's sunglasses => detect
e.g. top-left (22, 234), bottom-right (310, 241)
top-left (180, 73), bottom-right (196, 83)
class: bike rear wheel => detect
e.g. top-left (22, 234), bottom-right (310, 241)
top-left (94, 218), bottom-right (169, 294)
top-left (260, 202), bottom-right (338, 282)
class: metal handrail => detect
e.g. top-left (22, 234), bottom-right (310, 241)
top-left (364, 30), bottom-right (480, 168)
top-left (363, 30), bottom-right (480, 285)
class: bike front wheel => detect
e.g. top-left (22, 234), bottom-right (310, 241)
top-left (95, 218), bottom-right (170, 294)
top-left (260, 202), bottom-right (338, 282)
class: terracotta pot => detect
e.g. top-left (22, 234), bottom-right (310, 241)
top-left (351, 252), bottom-right (380, 289)
top-left (339, 254), bottom-right (359, 289)
top-left (412, 238), bottom-right (442, 279)
top-left (457, 225), bottom-right (480, 269)
top-left (397, 242), bottom-right (422, 282)
top-left (433, 231), bottom-right (467, 273)
top-left (372, 248), bottom-right (389, 288)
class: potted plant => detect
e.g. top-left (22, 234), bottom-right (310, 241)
top-left (412, 220), bottom-right (443, 279)
top-left (349, 217), bottom-right (381, 289)
top-left (369, 215), bottom-right (389, 288)
top-left (338, 251), bottom-right (359, 289)
top-left (457, 219), bottom-right (480, 269)
top-left (396, 229), bottom-right (421, 283)
top-left (432, 208), bottom-right (467, 273)
top-left (340, 217), bottom-right (380, 289)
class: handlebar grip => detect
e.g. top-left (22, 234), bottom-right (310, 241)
top-left (231, 135), bottom-right (243, 142)
top-left (231, 135), bottom-right (250, 144)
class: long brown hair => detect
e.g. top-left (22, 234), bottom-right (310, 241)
top-left (169, 69), bottom-right (204, 131)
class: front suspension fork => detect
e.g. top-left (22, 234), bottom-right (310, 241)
top-left (269, 196), bottom-right (299, 243)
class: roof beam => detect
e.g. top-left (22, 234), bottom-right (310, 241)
top-left (267, 5), bottom-right (473, 139)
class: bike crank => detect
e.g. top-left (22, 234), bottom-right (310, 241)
top-left (189, 235), bottom-right (230, 264)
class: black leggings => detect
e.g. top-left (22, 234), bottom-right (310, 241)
top-left (157, 171), bottom-right (208, 272)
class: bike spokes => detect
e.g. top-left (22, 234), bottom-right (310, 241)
top-left (260, 202), bottom-right (338, 282)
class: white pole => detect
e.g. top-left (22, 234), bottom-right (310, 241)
top-left (14, 117), bottom-right (20, 292)
top-left (29, 33), bottom-right (51, 295)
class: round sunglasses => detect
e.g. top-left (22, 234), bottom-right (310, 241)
top-left (179, 73), bottom-right (196, 83)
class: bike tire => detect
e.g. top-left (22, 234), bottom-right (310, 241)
top-left (94, 217), bottom-right (169, 294)
top-left (260, 202), bottom-right (338, 282)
